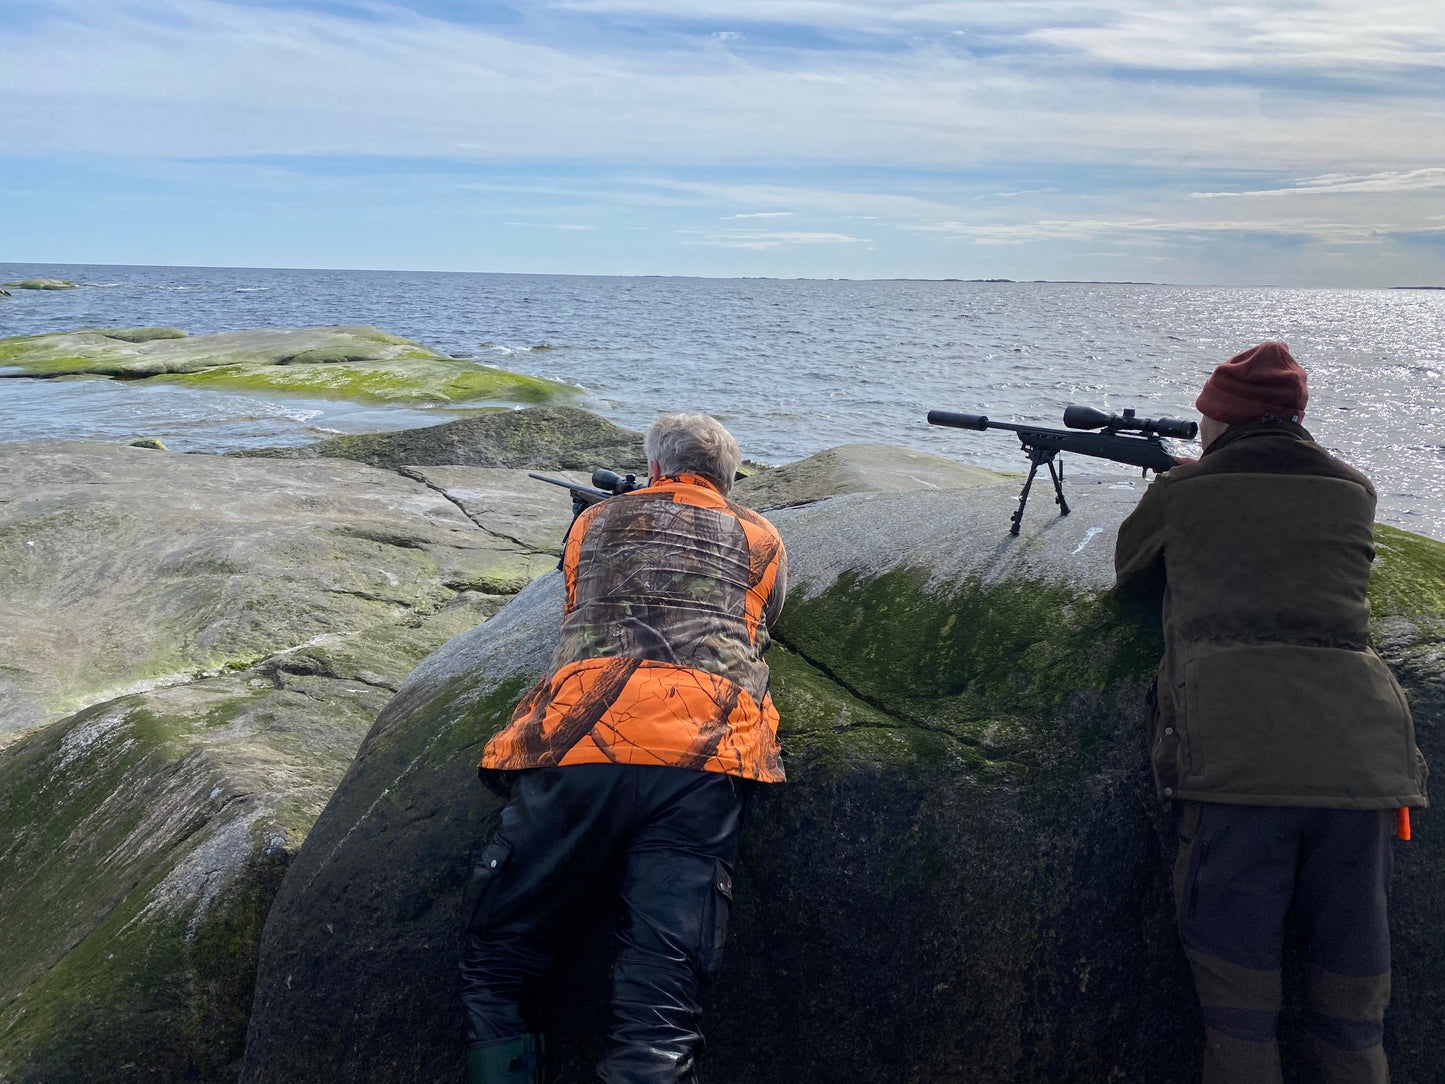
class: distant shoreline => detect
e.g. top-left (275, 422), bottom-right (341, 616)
top-left (2, 262), bottom-right (1441, 291)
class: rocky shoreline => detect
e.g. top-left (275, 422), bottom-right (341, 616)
top-left (1, 332), bottom-right (1441, 1083)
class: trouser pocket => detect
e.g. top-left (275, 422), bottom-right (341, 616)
top-left (1187, 840), bottom-right (1209, 918)
top-left (462, 836), bottom-right (513, 935)
top-left (698, 859), bottom-right (734, 980)
top-left (1172, 802), bottom-right (1204, 916)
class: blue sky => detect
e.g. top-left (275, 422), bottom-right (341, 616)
top-left (2, 0), bottom-right (1443, 285)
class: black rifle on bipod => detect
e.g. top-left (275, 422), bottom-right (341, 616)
top-left (528, 467), bottom-right (647, 519)
top-left (927, 405), bottom-right (1198, 535)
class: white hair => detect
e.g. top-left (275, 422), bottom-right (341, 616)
top-left (644, 413), bottom-right (742, 494)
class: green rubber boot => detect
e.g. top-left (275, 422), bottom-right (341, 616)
top-left (467, 1033), bottom-right (544, 1084)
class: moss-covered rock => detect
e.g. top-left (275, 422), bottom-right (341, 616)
top-left (2, 278), bottom-right (77, 290)
top-left (0, 677), bottom-right (371, 1083)
top-left (104, 327), bottom-right (189, 343)
top-left (238, 405), bottom-right (647, 472)
top-left (0, 438), bottom-right (589, 1081)
top-left (0, 581), bottom-right (517, 1082)
top-left (237, 475), bottom-right (1445, 1083)
top-left (0, 325), bottom-right (578, 408)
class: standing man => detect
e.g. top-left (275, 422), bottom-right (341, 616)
top-left (460, 413), bottom-right (787, 1084)
top-left (1115, 342), bottom-right (1428, 1083)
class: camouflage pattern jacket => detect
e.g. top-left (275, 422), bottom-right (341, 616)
top-left (481, 473), bottom-right (789, 782)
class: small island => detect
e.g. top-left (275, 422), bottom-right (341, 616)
top-left (0, 324), bottom-right (579, 407)
top-left (2, 278), bottom-right (78, 290)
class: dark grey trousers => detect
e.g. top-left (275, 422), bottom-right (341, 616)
top-left (1174, 802), bottom-right (1394, 1084)
top-left (460, 764), bottom-right (750, 1083)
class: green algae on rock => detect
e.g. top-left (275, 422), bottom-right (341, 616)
top-left (102, 326), bottom-right (189, 343)
top-left (0, 442), bottom-right (573, 738)
top-left (0, 325), bottom-right (578, 407)
top-left (1, 278), bottom-right (78, 290)
top-left (238, 405), bottom-right (647, 472)
top-left (0, 677), bottom-right (370, 1084)
top-left (0, 578), bottom-right (517, 1083)
top-left (170, 354), bottom-right (570, 406)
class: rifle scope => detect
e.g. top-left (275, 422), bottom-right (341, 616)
top-left (1063, 405), bottom-right (1197, 440)
top-left (592, 468), bottom-right (646, 494)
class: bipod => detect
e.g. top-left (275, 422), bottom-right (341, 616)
top-left (1010, 444), bottom-right (1070, 535)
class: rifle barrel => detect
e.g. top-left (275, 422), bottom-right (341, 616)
top-left (527, 472), bottom-right (613, 503)
top-left (926, 410), bottom-right (990, 430)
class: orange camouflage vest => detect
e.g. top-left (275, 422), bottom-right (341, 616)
top-left (480, 474), bottom-right (788, 782)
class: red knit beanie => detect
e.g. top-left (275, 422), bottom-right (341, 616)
top-left (1195, 342), bottom-right (1308, 425)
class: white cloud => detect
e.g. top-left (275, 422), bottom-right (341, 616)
top-left (644, 179), bottom-right (969, 220)
top-left (555, 0), bottom-right (1445, 71)
top-left (683, 228), bottom-right (866, 248)
top-left (1192, 167), bottom-right (1445, 198)
top-left (903, 214), bottom-right (1443, 246)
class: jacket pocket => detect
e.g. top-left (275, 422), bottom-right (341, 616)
top-left (699, 859), bottom-right (735, 980)
top-left (1181, 644), bottom-right (1416, 801)
top-left (462, 836), bottom-right (512, 935)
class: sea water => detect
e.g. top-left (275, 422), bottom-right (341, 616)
top-left (2, 263), bottom-right (1442, 539)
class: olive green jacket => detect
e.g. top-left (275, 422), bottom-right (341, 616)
top-left (1116, 419), bottom-right (1428, 809)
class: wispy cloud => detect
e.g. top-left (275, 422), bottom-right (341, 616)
top-left (904, 215), bottom-right (1445, 246)
top-left (1192, 167), bottom-right (1445, 198)
top-left (683, 229), bottom-right (866, 249)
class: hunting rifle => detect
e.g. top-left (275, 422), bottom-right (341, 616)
top-left (528, 468), bottom-right (647, 519)
top-left (927, 405), bottom-right (1198, 535)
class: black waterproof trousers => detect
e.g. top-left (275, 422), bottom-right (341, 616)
top-left (460, 764), bottom-right (749, 1083)
top-left (1174, 802), bottom-right (1394, 1084)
